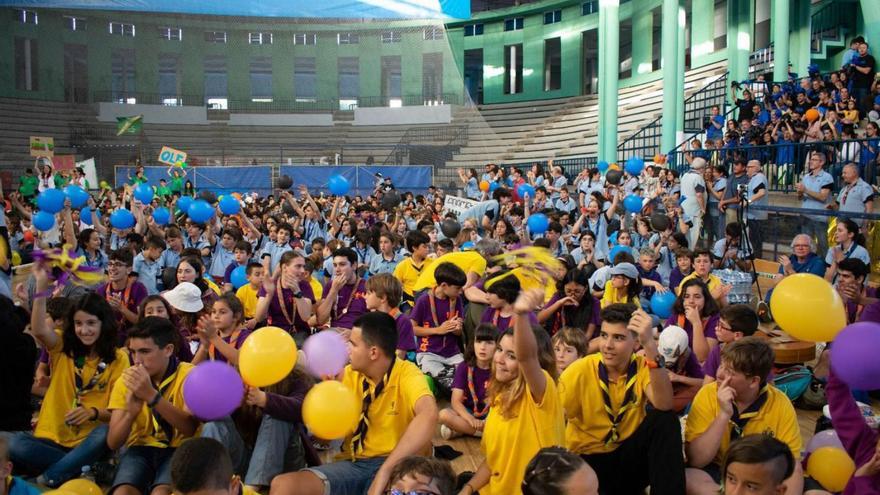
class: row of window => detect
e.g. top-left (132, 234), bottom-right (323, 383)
top-left (464, 0), bottom-right (632, 36)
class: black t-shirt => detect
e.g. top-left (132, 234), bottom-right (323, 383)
top-left (851, 54), bottom-right (876, 89)
top-left (736, 98), bottom-right (755, 122)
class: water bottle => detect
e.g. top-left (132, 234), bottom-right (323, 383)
top-left (81, 465), bottom-right (96, 483)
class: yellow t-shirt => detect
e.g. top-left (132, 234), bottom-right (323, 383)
top-left (413, 251), bottom-right (486, 293)
top-left (235, 284), bottom-right (260, 319)
top-left (558, 354), bottom-right (652, 454)
top-left (481, 370), bottom-right (565, 495)
top-left (685, 382), bottom-right (801, 466)
top-left (108, 361), bottom-right (195, 448)
top-left (309, 276), bottom-right (323, 302)
top-left (599, 280), bottom-right (642, 309)
top-left (394, 257), bottom-right (434, 297)
top-left (677, 272), bottom-right (721, 295)
top-left (207, 279), bottom-right (222, 295)
top-left (35, 339), bottom-right (130, 448)
top-left (338, 360), bottom-right (433, 460)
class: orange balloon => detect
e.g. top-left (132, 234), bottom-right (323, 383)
top-left (805, 108), bottom-right (820, 122)
top-left (23, 230), bottom-right (35, 243)
top-left (653, 154), bottom-right (662, 163)
top-left (232, 192), bottom-right (242, 201)
top-left (479, 180), bottom-right (490, 192)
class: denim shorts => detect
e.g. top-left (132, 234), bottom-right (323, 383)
top-left (111, 446), bottom-right (175, 494)
top-left (305, 457), bottom-right (387, 495)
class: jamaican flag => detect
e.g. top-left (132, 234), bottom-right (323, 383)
top-left (116, 114), bottom-right (143, 136)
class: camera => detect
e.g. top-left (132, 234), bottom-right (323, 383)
top-left (737, 183), bottom-right (748, 197)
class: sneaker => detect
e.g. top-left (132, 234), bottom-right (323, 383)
top-left (440, 424), bottom-right (457, 440)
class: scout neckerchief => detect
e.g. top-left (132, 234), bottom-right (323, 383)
top-left (677, 314), bottom-right (711, 333)
top-left (104, 280), bottom-right (133, 308)
top-left (468, 365), bottom-right (490, 419)
top-left (428, 291), bottom-right (458, 350)
top-left (276, 278), bottom-right (298, 327)
top-left (597, 355), bottom-right (640, 446)
top-left (729, 385), bottom-right (769, 440)
top-left (333, 279), bottom-right (361, 320)
top-left (208, 329), bottom-right (243, 361)
top-left (350, 357), bottom-right (395, 460)
top-left (73, 356), bottom-right (108, 408)
top-left (147, 357), bottom-right (180, 447)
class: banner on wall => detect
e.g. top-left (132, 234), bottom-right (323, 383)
top-left (443, 196), bottom-right (477, 217)
top-left (77, 158), bottom-right (99, 189)
top-left (30, 136), bottom-right (54, 157)
top-left (52, 155), bottom-right (76, 171)
top-left (157, 146), bottom-right (187, 166)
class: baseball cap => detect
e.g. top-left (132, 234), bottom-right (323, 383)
top-left (610, 262), bottom-right (639, 279)
top-left (658, 326), bottom-right (690, 365)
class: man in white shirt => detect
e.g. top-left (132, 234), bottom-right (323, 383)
top-left (745, 160), bottom-right (769, 259)
top-left (835, 162), bottom-right (875, 230)
top-left (796, 151), bottom-right (834, 256)
top-left (680, 158), bottom-right (708, 251)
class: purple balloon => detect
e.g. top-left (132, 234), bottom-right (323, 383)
top-left (303, 331), bottom-right (349, 378)
top-left (183, 361), bottom-right (244, 420)
top-left (805, 429), bottom-right (843, 454)
top-left (830, 322), bottom-right (880, 390)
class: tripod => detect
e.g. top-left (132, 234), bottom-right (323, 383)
top-left (736, 191), bottom-right (769, 318)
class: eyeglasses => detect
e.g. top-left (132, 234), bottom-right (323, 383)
top-left (107, 261), bottom-right (129, 268)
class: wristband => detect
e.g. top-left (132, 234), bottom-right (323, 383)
top-left (91, 407), bottom-right (100, 421)
top-left (148, 391), bottom-right (162, 408)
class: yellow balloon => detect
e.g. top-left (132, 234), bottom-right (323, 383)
top-left (59, 478), bottom-right (102, 495)
top-left (807, 446), bottom-right (855, 492)
top-left (413, 251), bottom-right (486, 292)
top-left (303, 381), bottom-right (359, 440)
top-left (239, 326), bottom-right (297, 387)
top-left (769, 273), bottom-right (846, 342)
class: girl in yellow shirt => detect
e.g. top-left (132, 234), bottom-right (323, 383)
top-left (462, 289), bottom-right (565, 495)
top-left (10, 264), bottom-right (129, 488)
top-left (599, 262), bottom-right (643, 308)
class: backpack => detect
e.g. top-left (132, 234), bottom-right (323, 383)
top-left (772, 365), bottom-right (813, 402)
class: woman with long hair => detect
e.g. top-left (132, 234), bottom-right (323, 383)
top-left (254, 251), bottom-right (314, 347)
top-left (665, 278), bottom-right (720, 362)
top-left (137, 295), bottom-right (193, 362)
top-left (825, 218), bottom-right (871, 282)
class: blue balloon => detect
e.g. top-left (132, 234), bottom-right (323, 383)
top-left (527, 213), bottom-right (550, 234)
top-left (623, 195), bottom-right (643, 214)
top-left (152, 207), bottom-right (171, 226)
top-left (110, 209), bottom-right (135, 230)
top-left (608, 244), bottom-right (629, 264)
top-left (64, 185), bottom-right (89, 209)
top-left (461, 241), bottom-right (475, 250)
top-left (230, 265), bottom-right (248, 289)
top-left (597, 160), bottom-right (610, 173)
top-left (37, 189), bottom-right (66, 214)
top-left (517, 183), bottom-right (536, 200)
top-left (32, 211), bottom-right (55, 231)
top-left (624, 156), bottom-right (645, 176)
top-left (328, 175), bottom-right (350, 196)
top-left (608, 231), bottom-right (618, 245)
top-left (219, 195), bottom-right (241, 215)
top-left (188, 199), bottom-right (215, 224)
top-left (133, 183), bottom-right (154, 204)
top-left (80, 206), bottom-right (93, 226)
top-left (177, 196), bottom-right (193, 214)
top-left (650, 291), bottom-right (677, 319)
top-left (488, 181), bottom-right (499, 192)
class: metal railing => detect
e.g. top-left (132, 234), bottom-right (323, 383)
top-left (382, 125), bottom-right (470, 165)
top-left (92, 91), bottom-right (204, 106)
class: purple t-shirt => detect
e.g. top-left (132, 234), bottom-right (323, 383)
top-left (258, 280), bottom-right (315, 335)
top-left (669, 268), bottom-right (692, 293)
top-left (322, 279), bottom-right (368, 329)
top-left (702, 345), bottom-right (722, 378)
top-left (543, 294), bottom-right (602, 335)
top-left (224, 261), bottom-right (247, 284)
top-left (394, 312), bottom-right (416, 352)
top-left (665, 312), bottom-right (719, 347)
top-left (677, 351), bottom-right (705, 378)
top-left (479, 307), bottom-right (538, 334)
top-left (207, 328), bottom-right (253, 364)
top-left (410, 291), bottom-right (465, 357)
top-left (97, 281), bottom-right (148, 345)
top-left (451, 361), bottom-right (491, 414)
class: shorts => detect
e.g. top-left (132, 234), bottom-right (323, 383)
top-left (111, 446), bottom-right (175, 494)
top-left (304, 457), bottom-right (386, 495)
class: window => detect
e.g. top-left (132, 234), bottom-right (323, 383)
top-left (109, 22), bottom-right (135, 36)
top-left (64, 16), bottom-right (86, 31)
top-left (15, 9), bottom-right (37, 25)
top-left (504, 18), bottom-right (524, 31)
top-left (249, 32), bottom-right (272, 45)
top-left (159, 53), bottom-right (181, 105)
top-left (294, 33), bottom-right (317, 45)
top-left (204, 55), bottom-right (227, 109)
top-left (14, 37), bottom-right (38, 91)
top-left (381, 31), bottom-right (401, 43)
top-left (159, 27), bottom-right (182, 41)
top-left (338, 57), bottom-right (360, 109)
top-left (64, 43), bottom-right (89, 103)
top-left (582, 1), bottom-right (598, 15)
top-left (250, 57), bottom-right (273, 101)
top-left (111, 48), bottom-right (136, 102)
top-left (423, 53), bottom-right (443, 104)
top-left (463, 24), bottom-right (484, 36)
top-left (294, 57), bottom-right (317, 100)
top-left (205, 31), bottom-right (227, 43)
top-left (544, 37), bottom-right (561, 91)
top-left (337, 32), bottom-right (359, 45)
top-left (381, 56), bottom-right (402, 106)
top-left (504, 43), bottom-right (523, 94)
top-left (544, 10), bottom-right (561, 24)
top-left (424, 26), bottom-right (444, 40)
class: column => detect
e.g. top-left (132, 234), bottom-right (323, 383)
top-left (690, 0), bottom-right (714, 64)
top-left (598, 0), bottom-right (619, 163)
top-left (790, 0), bottom-right (811, 77)
top-left (631, 0), bottom-right (653, 76)
top-left (772, 0), bottom-right (790, 82)
top-left (860, 0), bottom-right (880, 66)
top-left (660, 0), bottom-right (679, 152)
top-left (676, 5), bottom-right (686, 135)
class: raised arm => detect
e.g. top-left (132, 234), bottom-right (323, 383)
top-left (29, 264), bottom-right (60, 350)
top-left (512, 289), bottom-right (548, 403)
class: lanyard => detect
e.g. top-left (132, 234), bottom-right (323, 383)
top-left (467, 365), bottom-right (490, 418)
top-left (597, 356), bottom-right (639, 446)
top-left (428, 292), bottom-right (458, 327)
top-left (73, 357), bottom-right (108, 408)
top-left (208, 329), bottom-right (242, 361)
top-left (147, 358), bottom-right (180, 447)
top-left (105, 282), bottom-right (133, 308)
top-left (334, 280), bottom-right (361, 320)
top-left (276, 278), bottom-right (298, 326)
top-left (729, 386), bottom-right (769, 440)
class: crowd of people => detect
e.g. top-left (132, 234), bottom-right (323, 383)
top-left (0, 37), bottom-right (879, 495)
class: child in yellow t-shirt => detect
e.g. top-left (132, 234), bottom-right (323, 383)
top-left (236, 262), bottom-right (263, 326)
top-left (393, 231), bottom-right (433, 309)
top-left (599, 262), bottom-right (642, 308)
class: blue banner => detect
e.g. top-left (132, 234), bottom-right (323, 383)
top-left (116, 166), bottom-right (273, 196)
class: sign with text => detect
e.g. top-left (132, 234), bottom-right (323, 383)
top-left (30, 136), bottom-right (54, 157)
top-left (157, 146), bottom-right (187, 166)
top-left (443, 195), bottom-right (477, 218)
top-left (52, 155), bottom-right (76, 171)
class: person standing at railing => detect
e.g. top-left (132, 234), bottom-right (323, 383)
top-left (849, 41), bottom-right (876, 116)
top-left (797, 151), bottom-right (834, 257)
top-left (833, 163), bottom-right (875, 230)
top-left (680, 158), bottom-right (707, 251)
top-left (706, 106), bottom-right (725, 144)
top-left (718, 158), bottom-right (748, 228)
top-left (744, 160), bottom-right (768, 259)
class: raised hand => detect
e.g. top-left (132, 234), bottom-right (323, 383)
top-left (716, 376), bottom-right (736, 419)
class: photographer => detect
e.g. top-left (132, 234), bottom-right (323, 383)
top-left (705, 106), bottom-right (725, 143)
top-left (849, 41), bottom-right (876, 115)
top-left (730, 82), bottom-right (756, 123)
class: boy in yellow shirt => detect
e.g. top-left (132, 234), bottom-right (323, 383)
top-left (685, 337), bottom-right (803, 495)
top-left (235, 262), bottom-right (263, 329)
top-left (270, 312), bottom-right (438, 495)
top-left (558, 303), bottom-right (684, 494)
top-left (107, 317), bottom-right (199, 495)
top-left (393, 230), bottom-right (433, 311)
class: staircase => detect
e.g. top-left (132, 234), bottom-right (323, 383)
top-left (810, 0), bottom-right (856, 61)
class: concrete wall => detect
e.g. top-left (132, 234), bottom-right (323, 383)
top-left (352, 104), bottom-right (451, 125)
top-left (97, 102), bottom-right (208, 124)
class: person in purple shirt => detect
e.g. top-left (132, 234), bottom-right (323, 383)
top-left (255, 251), bottom-right (315, 347)
top-left (657, 325), bottom-right (705, 412)
top-left (315, 248), bottom-right (367, 331)
top-left (835, 258), bottom-right (877, 325)
top-left (665, 278), bottom-right (720, 363)
top-left (365, 273), bottom-right (416, 360)
top-left (669, 249), bottom-right (694, 294)
top-left (824, 369), bottom-right (880, 494)
top-left (192, 293), bottom-right (252, 366)
top-left (438, 323), bottom-right (496, 440)
top-left (538, 268), bottom-right (600, 345)
top-left (410, 262), bottom-right (467, 389)
top-left (702, 304), bottom-right (759, 383)
top-left (97, 249), bottom-right (148, 345)
top-left (479, 274), bottom-right (537, 335)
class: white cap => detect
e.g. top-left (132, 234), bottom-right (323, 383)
top-left (658, 325), bottom-right (690, 365)
top-left (162, 282), bottom-right (204, 313)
